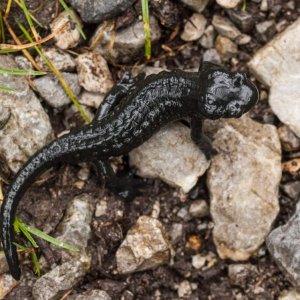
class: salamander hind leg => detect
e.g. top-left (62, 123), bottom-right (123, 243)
top-left (94, 160), bottom-right (142, 201)
top-left (190, 117), bottom-right (218, 160)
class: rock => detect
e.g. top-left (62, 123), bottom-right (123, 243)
top-left (14, 55), bottom-right (33, 70)
top-left (95, 200), bottom-right (108, 217)
top-left (260, 0), bottom-right (268, 11)
top-left (76, 52), bottom-right (113, 94)
top-left (279, 290), bottom-right (300, 300)
top-left (176, 280), bottom-right (193, 298)
top-left (92, 17), bottom-right (161, 64)
top-left (70, 0), bottom-right (135, 23)
top-left (227, 9), bottom-right (255, 33)
top-left (116, 216), bottom-right (173, 274)
top-left (215, 35), bottom-right (238, 61)
top-left (0, 274), bottom-right (17, 299)
top-left (199, 25), bottom-right (216, 49)
top-left (228, 264), bottom-right (258, 287)
top-left (216, 0), bottom-right (240, 9)
top-left (179, 0), bottom-right (209, 13)
top-left (281, 182), bottom-right (300, 200)
top-left (32, 261), bottom-right (86, 300)
top-left (255, 20), bottom-right (276, 43)
top-left (50, 10), bottom-right (82, 49)
top-left (0, 253), bottom-right (9, 275)
top-left (212, 15), bottom-right (241, 41)
top-left (278, 125), bottom-right (300, 152)
top-left (192, 254), bottom-right (206, 269)
top-left (79, 91), bottom-right (105, 109)
top-left (267, 200), bottom-right (300, 288)
top-left (34, 73), bottom-right (81, 108)
top-left (248, 19), bottom-right (300, 138)
top-left (203, 49), bottom-right (222, 64)
top-left (0, 55), bottom-right (52, 173)
top-left (169, 223), bottom-right (184, 244)
top-left (205, 116), bottom-right (281, 261)
top-left (35, 48), bottom-right (76, 72)
top-left (177, 206), bottom-right (190, 221)
top-left (189, 199), bottom-right (209, 218)
top-left (70, 289), bottom-right (111, 300)
top-left (129, 122), bottom-right (209, 193)
top-left (181, 13), bottom-right (207, 42)
top-left (236, 33), bottom-right (251, 45)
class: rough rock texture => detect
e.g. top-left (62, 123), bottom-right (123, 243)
top-left (0, 55), bottom-right (52, 173)
top-left (278, 125), bottom-right (300, 152)
top-left (212, 15), bottom-right (241, 40)
top-left (248, 18), bottom-right (300, 138)
top-left (76, 52), bottom-right (113, 94)
top-left (205, 116), bottom-right (281, 261)
top-left (92, 17), bottom-right (161, 64)
top-left (70, 0), bottom-right (135, 23)
top-left (279, 290), bottom-right (300, 300)
top-left (266, 201), bottom-right (300, 288)
top-left (227, 9), bottom-right (255, 33)
top-left (215, 35), bottom-right (238, 60)
top-left (34, 73), bottom-right (81, 108)
top-left (70, 290), bottom-right (112, 300)
top-left (180, 0), bottom-right (209, 12)
top-left (35, 48), bottom-right (76, 72)
top-left (50, 10), bottom-right (82, 49)
top-left (79, 91), bottom-right (105, 109)
top-left (216, 0), bottom-right (240, 9)
top-left (181, 13), bottom-right (207, 42)
top-left (129, 122), bottom-right (209, 193)
top-left (199, 25), bottom-right (216, 48)
top-left (0, 274), bottom-right (17, 299)
top-left (32, 194), bottom-right (94, 300)
top-left (116, 216), bottom-right (173, 274)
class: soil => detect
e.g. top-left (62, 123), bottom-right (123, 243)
top-left (2, 0), bottom-right (300, 299)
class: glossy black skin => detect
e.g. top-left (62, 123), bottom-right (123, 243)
top-left (0, 62), bottom-right (258, 280)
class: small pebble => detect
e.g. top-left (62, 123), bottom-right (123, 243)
top-left (216, 0), bottom-right (240, 9)
top-left (189, 199), bottom-right (209, 218)
top-left (181, 13), bottom-right (207, 42)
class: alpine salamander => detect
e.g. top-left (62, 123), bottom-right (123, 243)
top-left (0, 62), bottom-right (259, 280)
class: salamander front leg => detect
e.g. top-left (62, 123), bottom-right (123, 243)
top-left (94, 160), bottom-right (141, 201)
top-left (190, 117), bottom-right (218, 160)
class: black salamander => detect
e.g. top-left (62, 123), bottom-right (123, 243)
top-left (0, 62), bottom-right (259, 280)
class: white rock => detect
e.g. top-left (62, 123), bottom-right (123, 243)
top-left (129, 122), bottom-right (209, 193)
top-left (200, 25), bottom-right (216, 49)
top-left (0, 55), bottom-right (52, 173)
top-left (176, 280), bottom-right (192, 298)
top-left (205, 117), bottom-right (281, 261)
top-left (71, 289), bottom-right (111, 300)
top-left (76, 52), bottom-right (113, 94)
top-left (248, 18), bottom-right (300, 138)
top-left (192, 254), bottom-right (206, 269)
top-left (93, 17), bottom-right (161, 64)
top-left (215, 35), bottom-right (238, 61)
top-left (50, 10), bottom-right (82, 49)
top-left (0, 274), bottom-right (17, 299)
top-left (180, 0), bottom-right (209, 12)
top-left (216, 0), bottom-right (241, 9)
top-left (279, 290), bottom-right (300, 300)
top-left (181, 13), bottom-right (207, 42)
top-left (79, 90), bottom-right (105, 109)
top-left (116, 216), bottom-right (173, 274)
top-left (35, 47), bottom-right (76, 72)
top-left (189, 199), bottom-right (209, 218)
top-left (212, 15), bottom-right (241, 41)
top-left (34, 72), bottom-right (81, 108)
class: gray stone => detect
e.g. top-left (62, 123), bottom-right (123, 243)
top-left (228, 264), bottom-right (258, 287)
top-left (50, 10), bottom-right (82, 49)
top-left (70, 0), bottom-right (135, 23)
top-left (181, 13), bottom-right (207, 42)
top-left (76, 52), bottom-right (113, 94)
top-left (35, 48), bottom-right (76, 72)
top-left (199, 25), bottom-right (216, 49)
top-left (206, 116), bottom-right (281, 261)
top-left (203, 49), bottom-right (222, 64)
top-left (189, 199), bottom-right (209, 218)
top-left (79, 91), bottom-right (105, 109)
top-left (216, 0), bottom-right (240, 9)
top-left (267, 201), bottom-right (300, 288)
top-left (116, 216), bottom-right (173, 274)
top-left (34, 73), bottom-right (81, 108)
top-left (278, 125), bottom-right (300, 152)
top-left (14, 55), bottom-right (33, 70)
top-left (236, 34), bottom-right (251, 45)
top-left (215, 35), bottom-right (238, 61)
top-left (93, 17), bottom-right (161, 64)
top-left (212, 15), bottom-right (241, 40)
top-left (255, 20), bottom-right (276, 43)
top-left (179, 0), bottom-right (209, 13)
top-left (70, 289), bottom-right (111, 300)
top-left (0, 55), bottom-right (52, 173)
top-left (169, 223), bottom-right (184, 244)
top-left (176, 280), bottom-right (193, 298)
top-left (129, 122), bottom-right (209, 193)
top-left (248, 19), bottom-right (300, 138)
top-left (227, 9), bottom-right (255, 33)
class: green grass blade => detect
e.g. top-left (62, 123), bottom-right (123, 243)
top-left (0, 66), bottom-right (46, 76)
top-left (0, 85), bottom-right (16, 92)
top-left (31, 251), bottom-right (40, 276)
top-left (15, 218), bottom-right (39, 248)
top-left (141, 0), bottom-right (151, 60)
top-left (13, 242), bottom-right (28, 251)
top-left (0, 10), bottom-right (5, 43)
top-left (22, 223), bottom-right (80, 252)
top-left (242, 0), bottom-right (247, 11)
top-left (58, 0), bottom-right (86, 40)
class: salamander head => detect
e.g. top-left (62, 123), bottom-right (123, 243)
top-left (199, 62), bottom-right (259, 119)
